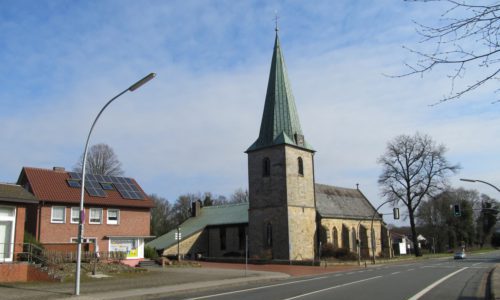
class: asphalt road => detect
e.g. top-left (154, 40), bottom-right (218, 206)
top-left (162, 251), bottom-right (500, 300)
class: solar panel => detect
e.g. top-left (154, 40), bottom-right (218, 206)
top-left (68, 172), bottom-right (143, 200)
top-left (111, 176), bottom-right (145, 200)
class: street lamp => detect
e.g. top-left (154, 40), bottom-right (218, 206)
top-left (75, 73), bottom-right (156, 295)
top-left (460, 178), bottom-right (500, 193)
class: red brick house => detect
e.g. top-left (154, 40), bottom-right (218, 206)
top-left (0, 183), bottom-right (38, 262)
top-left (17, 167), bottom-right (154, 266)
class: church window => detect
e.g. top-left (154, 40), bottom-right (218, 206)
top-left (266, 223), bottom-right (273, 247)
top-left (220, 227), bottom-right (226, 251)
top-left (263, 157), bottom-right (271, 177)
top-left (298, 157), bottom-right (304, 176)
top-left (332, 227), bottom-right (339, 248)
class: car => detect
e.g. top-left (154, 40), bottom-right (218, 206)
top-left (454, 251), bottom-right (466, 259)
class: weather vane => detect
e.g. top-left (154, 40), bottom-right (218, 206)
top-left (274, 11), bottom-right (279, 32)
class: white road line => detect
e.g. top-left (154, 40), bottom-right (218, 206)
top-left (185, 276), bottom-right (327, 300)
top-left (472, 262), bottom-right (482, 267)
top-left (391, 271), bottom-right (401, 275)
top-left (407, 268), bottom-right (415, 271)
top-left (407, 267), bottom-right (468, 300)
top-left (334, 273), bottom-right (342, 277)
top-left (281, 276), bottom-right (382, 300)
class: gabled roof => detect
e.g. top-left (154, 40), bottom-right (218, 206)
top-left (17, 167), bottom-right (154, 208)
top-left (315, 184), bottom-right (381, 220)
top-left (147, 203), bottom-right (248, 250)
top-left (247, 32), bottom-right (313, 152)
top-left (0, 183), bottom-right (38, 204)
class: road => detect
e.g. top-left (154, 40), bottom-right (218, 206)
top-left (161, 251), bottom-right (499, 300)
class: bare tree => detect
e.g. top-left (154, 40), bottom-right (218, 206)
top-left (402, 1), bottom-right (500, 104)
top-left (74, 143), bottom-right (124, 176)
top-left (229, 188), bottom-right (249, 203)
top-left (149, 194), bottom-right (175, 237)
top-left (378, 132), bottom-right (460, 256)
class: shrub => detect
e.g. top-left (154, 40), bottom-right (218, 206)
top-left (144, 246), bottom-right (158, 259)
top-left (320, 243), bottom-right (335, 258)
top-left (24, 231), bottom-right (43, 248)
top-left (333, 248), bottom-right (358, 260)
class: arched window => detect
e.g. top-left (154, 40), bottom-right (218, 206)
top-left (263, 157), bottom-right (270, 177)
top-left (351, 227), bottom-right (357, 251)
top-left (298, 157), bottom-right (304, 176)
top-left (266, 223), bottom-right (273, 247)
top-left (332, 227), bottom-right (339, 248)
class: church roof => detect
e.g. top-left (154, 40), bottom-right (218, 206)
top-left (247, 32), bottom-right (313, 152)
top-left (146, 202), bottom-right (248, 251)
top-left (315, 184), bottom-right (382, 220)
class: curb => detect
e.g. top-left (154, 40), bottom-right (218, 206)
top-left (491, 264), bottom-right (500, 300)
top-left (61, 272), bottom-right (289, 300)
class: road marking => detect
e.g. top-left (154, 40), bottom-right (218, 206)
top-left (407, 268), bottom-right (415, 271)
top-left (407, 267), bottom-right (468, 300)
top-left (281, 276), bottom-right (382, 300)
top-left (185, 276), bottom-right (327, 300)
top-left (334, 273), bottom-right (342, 277)
top-left (472, 262), bottom-right (482, 267)
top-left (391, 271), bottom-right (400, 275)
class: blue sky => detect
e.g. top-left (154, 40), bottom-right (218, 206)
top-left (1, 1), bottom-right (499, 223)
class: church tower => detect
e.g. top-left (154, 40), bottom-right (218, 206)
top-left (246, 30), bottom-right (316, 261)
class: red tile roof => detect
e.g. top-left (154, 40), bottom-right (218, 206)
top-left (19, 167), bottom-right (154, 208)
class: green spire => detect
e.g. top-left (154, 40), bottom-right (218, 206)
top-left (247, 32), bottom-right (313, 152)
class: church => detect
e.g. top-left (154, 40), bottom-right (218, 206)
top-left (148, 30), bottom-right (390, 261)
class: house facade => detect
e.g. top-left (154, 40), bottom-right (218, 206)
top-left (0, 183), bottom-right (38, 262)
top-left (17, 167), bottom-right (154, 265)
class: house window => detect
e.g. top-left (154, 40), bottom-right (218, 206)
top-left (298, 157), bottom-right (304, 176)
top-left (100, 182), bottom-right (114, 190)
top-left (220, 227), bottom-right (226, 251)
top-left (51, 206), bottom-right (66, 223)
top-left (266, 223), bottom-right (273, 247)
top-left (70, 207), bottom-right (80, 224)
top-left (89, 208), bottom-right (103, 224)
top-left (109, 238), bottom-right (139, 258)
top-left (107, 209), bottom-right (120, 225)
top-left (67, 179), bottom-right (81, 188)
top-left (263, 157), bottom-right (270, 177)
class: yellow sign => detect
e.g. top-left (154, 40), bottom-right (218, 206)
top-left (127, 248), bottom-right (138, 258)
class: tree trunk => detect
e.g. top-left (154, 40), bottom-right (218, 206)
top-left (408, 208), bottom-right (422, 257)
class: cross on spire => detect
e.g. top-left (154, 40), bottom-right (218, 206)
top-left (274, 12), bottom-right (279, 32)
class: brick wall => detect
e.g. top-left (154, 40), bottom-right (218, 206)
top-left (38, 204), bottom-right (150, 252)
top-left (14, 205), bottom-right (26, 260)
top-left (0, 263), bottom-right (54, 282)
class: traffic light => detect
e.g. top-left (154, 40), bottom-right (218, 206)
top-left (453, 204), bottom-right (461, 217)
top-left (393, 208), bottom-right (400, 220)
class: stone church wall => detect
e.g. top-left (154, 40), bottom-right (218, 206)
top-left (320, 218), bottom-right (387, 258)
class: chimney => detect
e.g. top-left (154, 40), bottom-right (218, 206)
top-left (191, 200), bottom-right (202, 217)
top-left (53, 167), bottom-right (66, 172)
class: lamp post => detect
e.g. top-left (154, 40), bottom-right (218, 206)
top-left (370, 199), bottom-right (393, 264)
top-left (75, 73), bottom-right (156, 296)
top-left (460, 178), bottom-right (500, 193)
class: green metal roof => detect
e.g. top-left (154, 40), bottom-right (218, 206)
top-left (0, 183), bottom-right (37, 203)
top-left (247, 32), bottom-right (314, 152)
top-left (146, 203), bottom-right (248, 251)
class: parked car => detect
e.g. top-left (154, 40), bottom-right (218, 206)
top-left (454, 251), bottom-right (466, 259)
